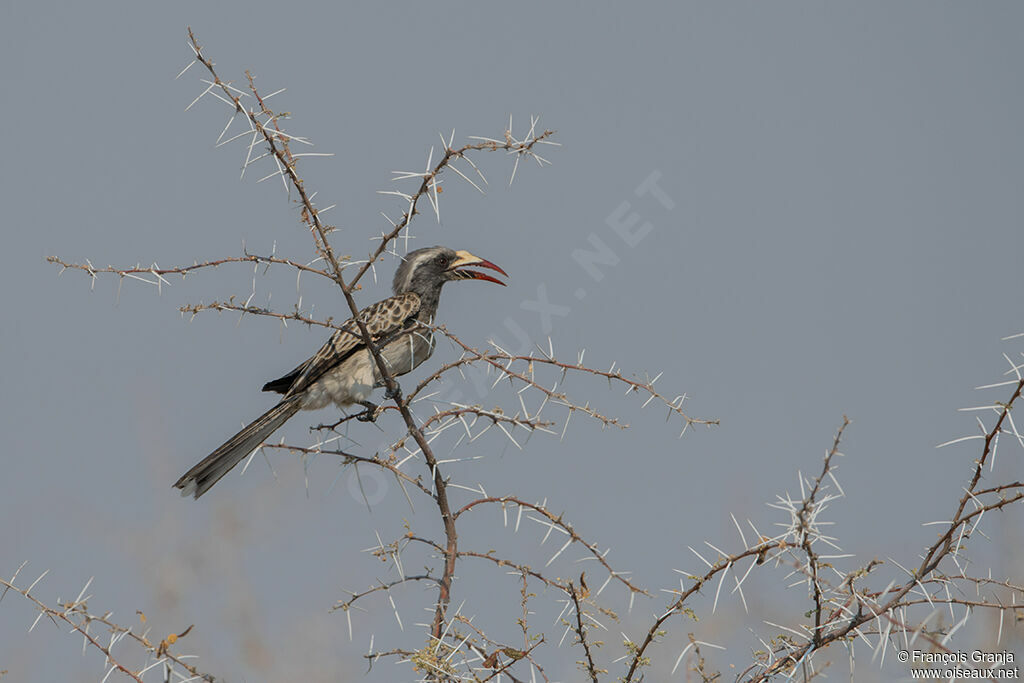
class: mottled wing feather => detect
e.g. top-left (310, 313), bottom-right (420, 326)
top-left (268, 292), bottom-right (421, 397)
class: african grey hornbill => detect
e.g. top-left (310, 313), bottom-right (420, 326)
top-left (173, 246), bottom-right (507, 499)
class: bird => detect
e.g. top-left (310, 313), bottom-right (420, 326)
top-left (173, 246), bottom-right (507, 499)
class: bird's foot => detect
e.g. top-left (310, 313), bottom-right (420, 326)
top-left (384, 384), bottom-right (402, 401)
top-left (356, 401), bottom-right (379, 422)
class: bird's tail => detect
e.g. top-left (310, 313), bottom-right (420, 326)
top-left (174, 399), bottom-right (301, 499)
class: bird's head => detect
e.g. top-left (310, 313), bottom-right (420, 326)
top-left (393, 246), bottom-right (507, 295)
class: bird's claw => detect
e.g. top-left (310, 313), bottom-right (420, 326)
top-left (384, 384), bottom-right (401, 401)
top-left (356, 401), bottom-right (379, 422)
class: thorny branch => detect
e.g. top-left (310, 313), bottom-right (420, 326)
top-left (420, 326), bottom-right (716, 434)
top-left (260, 441), bottom-right (436, 499)
top-left (455, 497), bottom-right (648, 596)
top-left (186, 28), bottom-right (346, 283)
top-left (796, 416), bottom-right (850, 647)
top-left (0, 570), bottom-right (216, 682)
top-left (568, 579), bottom-right (601, 683)
top-left (47, 253), bottom-right (334, 287)
top-left (623, 375), bottom-right (1024, 682)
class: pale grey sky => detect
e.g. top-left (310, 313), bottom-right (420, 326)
top-left (2, 3), bottom-right (1022, 681)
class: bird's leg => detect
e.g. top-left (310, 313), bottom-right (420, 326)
top-left (356, 400), bottom-right (379, 422)
top-left (384, 383), bottom-right (402, 401)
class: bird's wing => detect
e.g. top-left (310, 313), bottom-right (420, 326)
top-left (264, 292), bottom-right (422, 397)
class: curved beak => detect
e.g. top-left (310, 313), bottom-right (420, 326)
top-left (448, 250), bottom-right (508, 286)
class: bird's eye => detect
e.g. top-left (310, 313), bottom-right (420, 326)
top-left (437, 255), bottom-right (450, 268)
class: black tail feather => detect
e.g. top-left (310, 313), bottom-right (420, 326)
top-left (174, 399), bottom-right (301, 499)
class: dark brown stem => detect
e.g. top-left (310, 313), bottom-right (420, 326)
top-left (569, 581), bottom-right (600, 683)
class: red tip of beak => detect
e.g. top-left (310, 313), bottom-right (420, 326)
top-left (475, 259), bottom-right (508, 278)
top-left (460, 270), bottom-right (506, 286)
top-left (458, 258), bottom-right (507, 285)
